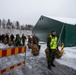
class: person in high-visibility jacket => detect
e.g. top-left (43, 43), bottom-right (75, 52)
top-left (47, 30), bottom-right (57, 69)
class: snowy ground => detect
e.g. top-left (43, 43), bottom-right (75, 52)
top-left (38, 42), bottom-right (76, 70)
top-left (56, 47), bottom-right (76, 70)
top-left (0, 42), bottom-right (76, 75)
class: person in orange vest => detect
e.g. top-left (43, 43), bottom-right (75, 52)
top-left (47, 30), bottom-right (58, 69)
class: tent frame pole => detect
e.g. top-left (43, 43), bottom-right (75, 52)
top-left (58, 24), bottom-right (65, 45)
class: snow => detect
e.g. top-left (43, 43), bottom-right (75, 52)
top-left (26, 41), bottom-right (76, 70)
top-left (0, 43), bottom-right (12, 49)
top-left (0, 28), bottom-right (32, 37)
top-left (56, 47), bottom-right (76, 69)
top-left (44, 15), bottom-right (76, 25)
top-left (38, 43), bottom-right (46, 58)
top-left (0, 42), bottom-right (76, 75)
top-left (39, 43), bottom-right (76, 70)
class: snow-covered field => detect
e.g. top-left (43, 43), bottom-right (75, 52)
top-left (0, 42), bottom-right (76, 75)
top-left (0, 28), bottom-right (32, 37)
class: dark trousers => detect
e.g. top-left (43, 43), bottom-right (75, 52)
top-left (22, 41), bottom-right (25, 45)
top-left (47, 49), bottom-right (56, 66)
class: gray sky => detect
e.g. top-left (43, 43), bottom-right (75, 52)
top-left (0, 0), bottom-right (76, 25)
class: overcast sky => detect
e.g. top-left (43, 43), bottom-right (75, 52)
top-left (0, 0), bottom-right (76, 25)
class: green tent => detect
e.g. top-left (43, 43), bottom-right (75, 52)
top-left (33, 15), bottom-right (76, 47)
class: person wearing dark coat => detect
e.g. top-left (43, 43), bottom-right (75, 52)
top-left (47, 33), bottom-right (51, 49)
top-left (21, 34), bottom-right (26, 45)
top-left (0, 34), bottom-right (2, 42)
top-left (28, 36), bottom-right (32, 43)
top-left (15, 34), bottom-right (21, 46)
top-left (1, 34), bottom-right (5, 43)
top-left (10, 34), bottom-right (14, 41)
top-left (32, 34), bottom-right (40, 49)
top-left (5, 33), bottom-right (9, 41)
top-left (32, 34), bottom-right (39, 45)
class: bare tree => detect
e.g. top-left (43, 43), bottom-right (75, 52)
top-left (0, 19), bottom-right (1, 28)
top-left (7, 19), bottom-right (11, 29)
top-left (25, 24), bottom-right (34, 30)
top-left (28, 25), bottom-right (34, 30)
top-left (15, 21), bottom-right (20, 29)
top-left (7, 19), bottom-right (11, 25)
top-left (11, 23), bottom-right (15, 29)
top-left (21, 25), bottom-right (25, 30)
top-left (2, 19), bottom-right (6, 29)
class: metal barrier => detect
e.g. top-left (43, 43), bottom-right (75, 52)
top-left (0, 46), bottom-right (26, 74)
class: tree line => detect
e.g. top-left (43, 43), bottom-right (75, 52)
top-left (0, 19), bottom-right (34, 30)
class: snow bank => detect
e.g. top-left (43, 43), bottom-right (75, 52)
top-left (0, 43), bottom-right (12, 49)
top-left (56, 47), bottom-right (76, 70)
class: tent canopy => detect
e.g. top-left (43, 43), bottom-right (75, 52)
top-left (33, 15), bottom-right (76, 47)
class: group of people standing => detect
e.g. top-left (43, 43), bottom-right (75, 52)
top-left (15, 34), bottom-right (26, 46)
top-left (0, 30), bottom-right (58, 70)
top-left (0, 33), bottom-right (26, 46)
top-left (0, 33), bottom-right (11, 43)
top-left (27, 34), bottom-right (40, 55)
top-left (28, 34), bottom-right (40, 48)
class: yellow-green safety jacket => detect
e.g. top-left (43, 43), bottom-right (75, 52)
top-left (50, 35), bottom-right (57, 49)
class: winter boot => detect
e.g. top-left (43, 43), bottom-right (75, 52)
top-left (51, 63), bottom-right (55, 67)
top-left (51, 57), bottom-right (56, 67)
top-left (48, 64), bottom-right (51, 69)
